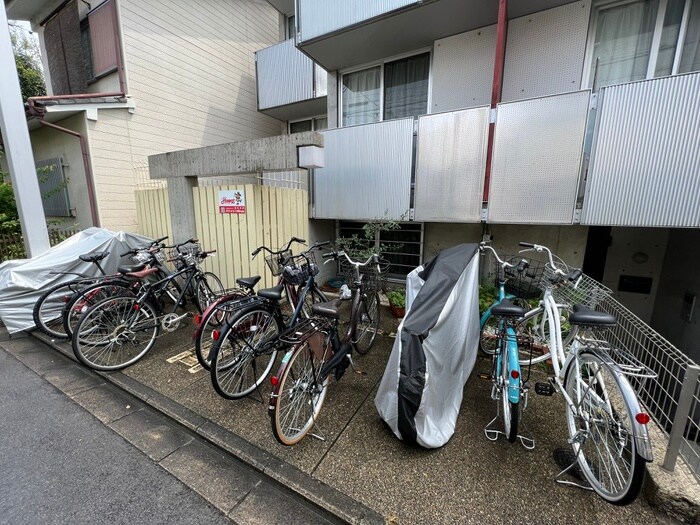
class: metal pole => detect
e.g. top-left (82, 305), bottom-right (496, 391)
top-left (0, 6), bottom-right (50, 257)
top-left (662, 364), bottom-right (700, 472)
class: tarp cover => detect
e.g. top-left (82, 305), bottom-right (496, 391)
top-left (0, 228), bottom-right (153, 333)
top-left (375, 243), bottom-right (480, 448)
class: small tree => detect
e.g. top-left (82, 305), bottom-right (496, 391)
top-left (10, 23), bottom-right (46, 100)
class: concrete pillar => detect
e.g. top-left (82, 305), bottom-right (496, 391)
top-left (326, 71), bottom-right (339, 129)
top-left (0, 7), bottom-right (50, 257)
top-left (167, 176), bottom-right (198, 243)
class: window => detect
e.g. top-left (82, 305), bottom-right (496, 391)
top-left (341, 52), bottom-right (430, 126)
top-left (86, 0), bottom-right (121, 79)
top-left (289, 116), bottom-right (327, 134)
top-left (337, 221), bottom-right (424, 279)
top-left (586, 0), bottom-right (700, 90)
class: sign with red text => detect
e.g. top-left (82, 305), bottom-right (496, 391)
top-left (218, 189), bottom-right (246, 214)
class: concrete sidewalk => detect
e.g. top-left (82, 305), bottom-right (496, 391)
top-left (9, 306), bottom-right (697, 525)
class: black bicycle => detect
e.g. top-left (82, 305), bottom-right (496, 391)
top-left (207, 238), bottom-right (328, 399)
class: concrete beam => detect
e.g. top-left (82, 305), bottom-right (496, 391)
top-left (148, 132), bottom-right (323, 179)
top-left (148, 131), bottom-right (323, 242)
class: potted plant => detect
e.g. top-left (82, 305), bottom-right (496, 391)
top-left (387, 289), bottom-right (406, 318)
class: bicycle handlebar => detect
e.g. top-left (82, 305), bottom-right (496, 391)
top-left (251, 236), bottom-right (306, 259)
top-left (519, 241), bottom-right (583, 286)
top-left (323, 250), bottom-right (382, 273)
top-left (479, 242), bottom-right (517, 269)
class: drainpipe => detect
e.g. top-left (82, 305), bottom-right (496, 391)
top-left (482, 0), bottom-right (508, 205)
top-left (26, 96), bottom-right (113, 227)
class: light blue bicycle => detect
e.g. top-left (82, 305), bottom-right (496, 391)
top-left (478, 243), bottom-right (533, 447)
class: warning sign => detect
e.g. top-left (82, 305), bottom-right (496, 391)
top-left (218, 189), bottom-right (246, 214)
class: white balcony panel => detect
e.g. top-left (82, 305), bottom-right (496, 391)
top-left (414, 107), bottom-right (490, 222)
top-left (297, 0), bottom-right (419, 43)
top-left (313, 119), bottom-right (413, 221)
top-left (256, 39), bottom-right (314, 110)
top-left (488, 90), bottom-right (589, 224)
top-left (314, 64), bottom-right (327, 97)
top-left (582, 73), bottom-right (700, 227)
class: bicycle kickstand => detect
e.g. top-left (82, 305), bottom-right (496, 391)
top-left (554, 443), bottom-right (593, 491)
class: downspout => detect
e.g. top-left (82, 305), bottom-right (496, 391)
top-left (27, 97), bottom-right (104, 227)
top-left (482, 0), bottom-right (508, 206)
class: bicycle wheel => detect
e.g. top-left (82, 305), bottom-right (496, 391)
top-left (209, 307), bottom-right (282, 399)
top-left (194, 294), bottom-right (246, 370)
top-left (195, 272), bottom-right (224, 312)
top-left (270, 337), bottom-right (329, 446)
top-left (72, 296), bottom-right (160, 371)
top-left (63, 280), bottom-right (135, 339)
top-left (352, 291), bottom-right (380, 355)
top-left (480, 313), bottom-right (500, 356)
top-left (501, 342), bottom-right (519, 443)
top-left (564, 351), bottom-right (646, 505)
top-left (33, 280), bottom-right (94, 339)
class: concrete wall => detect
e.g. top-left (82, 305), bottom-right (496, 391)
top-left (601, 227), bottom-right (669, 324)
top-left (28, 113), bottom-right (92, 229)
top-left (424, 223), bottom-right (589, 268)
top-left (652, 229), bottom-right (700, 363)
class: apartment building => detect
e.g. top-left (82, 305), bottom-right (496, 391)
top-left (6, 0), bottom-right (284, 231)
top-left (256, 0), bottom-right (700, 360)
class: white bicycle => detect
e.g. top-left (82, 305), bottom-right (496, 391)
top-left (513, 242), bottom-right (656, 505)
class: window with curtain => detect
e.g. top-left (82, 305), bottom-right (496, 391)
top-left (680, 0), bottom-right (700, 72)
top-left (342, 66), bottom-right (381, 126)
top-left (587, 0), bottom-right (700, 87)
top-left (384, 52), bottom-right (430, 120)
top-left (588, 0), bottom-right (658, 90)
top-left (341, 52), bottom-right (430, 126)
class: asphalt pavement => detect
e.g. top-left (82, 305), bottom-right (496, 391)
top-left (0, 331), bottom-right (343, 525)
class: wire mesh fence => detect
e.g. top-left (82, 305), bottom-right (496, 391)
top-left (0, 229), bottom-right (80, 263)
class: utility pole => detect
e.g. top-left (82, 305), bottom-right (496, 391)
top-left (0, 6), bottom-right (50, 257)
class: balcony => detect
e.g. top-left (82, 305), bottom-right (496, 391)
top-left (313, 72), bottom-right (700, 228)
top-left (255, 39), bottom-right (327, 121)
top-left (295, 0), bottom-right (580, 71)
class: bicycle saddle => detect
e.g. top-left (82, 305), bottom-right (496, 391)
top-left (569, 304), bottom-right (616, 327)
top-left (311, 300), bottom-right (341, 319)
top-left (258, 285), bottom-right (284, 301)
top-left (236, 275), bottom-right (261, 290)
top-left (79, 251), bottom-right (109, 263)
top-left (117, 264), bottom-right (145, 274)
top-left (490, 299), bottom-right (527, 317)
top-left (125, 267), bottom-right (159, 279)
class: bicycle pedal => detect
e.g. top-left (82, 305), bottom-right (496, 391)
top-left (535, 382), bottom-right (555, 396)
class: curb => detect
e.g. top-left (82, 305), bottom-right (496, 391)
top-left (29, 332), bottom-right (386, 525)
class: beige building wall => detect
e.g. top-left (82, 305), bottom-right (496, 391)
top-left (86, 0), bottom-right (285, 231)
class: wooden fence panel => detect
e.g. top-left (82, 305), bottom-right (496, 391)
top-left (135, 188), bottom-right (172, 241)
top-left (193, 185), bottom-right (308, 289)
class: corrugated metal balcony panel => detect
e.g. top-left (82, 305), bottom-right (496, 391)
top-left (297, 0), bottom-right (420, 42)
top-left (414, 107), bottom-right (490, 222)
top-left (488, 90), bottom-right (590, 224)
top-left (313, 119), bottom-right (414, 221)
top-left (582, 73), bottom-right (700, 228)
top-left (256, 39), bottom-right (314, 111)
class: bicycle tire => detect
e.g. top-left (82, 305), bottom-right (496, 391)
top-left (194, 293), bottom-right (247, 370)
top-left (352, 291), bottom-right (380, 355)
top-left (209, 306), bottom-right (282, 399)
top-left (501, 345), bottom-right (519, 443)
top-left (195, 271), bottom-right (224, 312)
top-left (72, 296), bottom-right (160, 371)
top-left (33, 279), bottom-right (95, 339)
top-left (270, 339), bottom-right (329, 446)
top-left (564, 351), bottom-right (646, 505)
top-left (62, 279), bottom-right (135, 339)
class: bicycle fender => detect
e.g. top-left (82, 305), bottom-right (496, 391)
top-left (570, 348), bottom-right (653, 462)
top-left (506, 327), bottom-right (521, 404)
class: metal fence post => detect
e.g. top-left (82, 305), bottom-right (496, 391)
top-left (662, 365), bottom-right (700, 472)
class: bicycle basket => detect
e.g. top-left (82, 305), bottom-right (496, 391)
top-left (281, 253), bottom-right (319, 286)
top-left (264, 249), bottom-right (292, 276)
top-left (482, 251), bottom-right (545, 300)
top-left (131, 250), bottom-right (152, 265)
top-left (340, 257), bottom-right (390, 292)
top-left (169, 243), bottom-right (201, 267)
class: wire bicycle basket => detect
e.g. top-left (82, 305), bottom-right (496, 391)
top-left (340, 257), bottom-right (390, 292)
top-left (481, 251), bottom-right (545, 300)
top-left (169, 242), bottom-right (202, 268)
top-left (281, 253), bottom-right (319, 286)
top-left (264, 249), bottom-right (293, 276)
